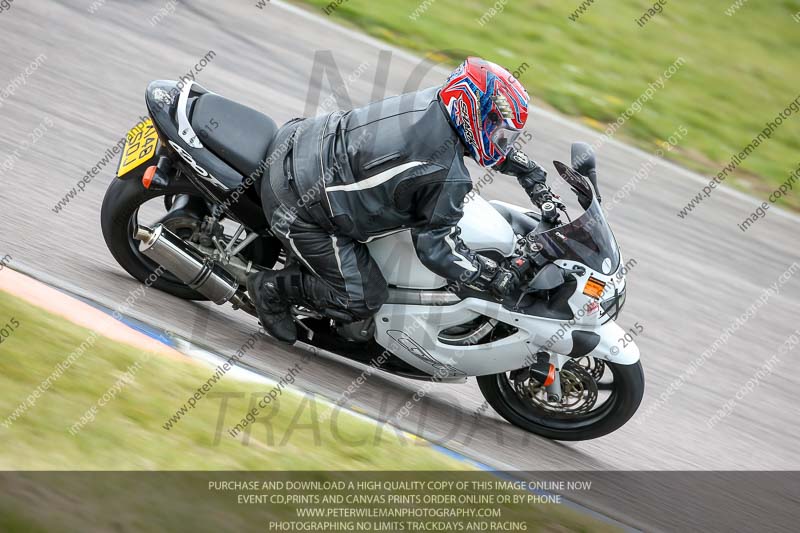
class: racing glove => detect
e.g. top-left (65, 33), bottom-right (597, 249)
top-left (469, 255), bottom-right (533, 299)
top-left (496, 148), bottom-right (561, 209)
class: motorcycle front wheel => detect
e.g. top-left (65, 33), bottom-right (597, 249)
top-left (477, 359), bottom-right (644, 441)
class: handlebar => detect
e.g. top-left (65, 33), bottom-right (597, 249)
top-left (540, 201), bottom-right (559, 223)
top-left (529, 198), bottom-right (565, 237)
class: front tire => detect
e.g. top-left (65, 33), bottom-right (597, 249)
top-left (477, 360), bottom-right (644, 441)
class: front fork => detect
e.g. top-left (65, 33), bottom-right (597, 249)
top-left (545, 353), bottom-right (570, 402)
top-left (542, 319), bottom-right (642, 401)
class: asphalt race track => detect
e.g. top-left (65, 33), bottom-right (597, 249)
top-left (1, 1), bottom-right (798, 530)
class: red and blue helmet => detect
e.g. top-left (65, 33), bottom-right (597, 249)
top-left (439, 57), bottom-right (529, 167)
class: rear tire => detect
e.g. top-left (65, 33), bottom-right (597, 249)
top-left (100, 177), bottom-right (207, 300)
top-left (477, 360), bottom-right (644, 441)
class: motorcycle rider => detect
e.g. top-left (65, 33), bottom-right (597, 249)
top-left (248, 57), bottom-right (556, 344)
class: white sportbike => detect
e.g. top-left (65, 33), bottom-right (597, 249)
top-left (103, 81), bottom-right (643, 440)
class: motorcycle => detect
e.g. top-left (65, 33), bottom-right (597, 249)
top-left (101, 80), bottom-right (644, 441)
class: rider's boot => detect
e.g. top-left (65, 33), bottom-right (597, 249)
top-left (246, 265), bottom-right (307, 344)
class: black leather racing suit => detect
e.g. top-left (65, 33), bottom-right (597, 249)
top-left (260, 86), bottom-right (547, 320)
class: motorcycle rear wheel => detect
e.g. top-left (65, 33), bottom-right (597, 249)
top-left (477, 360), bottom-right (644, 441)
top-left (100, 177), bottom-right (209, 300)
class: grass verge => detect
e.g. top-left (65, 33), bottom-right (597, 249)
top-left (294, 0), bottom-right (800, 209)
top-left (0, 289), bottom-right (458, 471)
top-left (0, 289), bottom-right (619, 532)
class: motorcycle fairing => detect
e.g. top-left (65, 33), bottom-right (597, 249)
top-left (372, 170), bottom-right (637, 378)
top-left (373, 292), bottom-right (639, 378)
top-left (367, 194), bottom-right (516, 289)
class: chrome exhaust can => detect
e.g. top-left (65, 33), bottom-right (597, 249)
top-left (135, 224), bottom-right (238, 305)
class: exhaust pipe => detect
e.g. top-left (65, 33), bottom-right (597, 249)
top-left (135, 224), bottom-right (244, 306)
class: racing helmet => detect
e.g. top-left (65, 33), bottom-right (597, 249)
top-left (439, 57), bottom-right (529, 167)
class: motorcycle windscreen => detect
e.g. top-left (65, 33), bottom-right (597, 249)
top-left (531, 174), bottom-right (620, 275)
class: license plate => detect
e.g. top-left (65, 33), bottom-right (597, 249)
top-left (117, 117), bottom-right (159, 176)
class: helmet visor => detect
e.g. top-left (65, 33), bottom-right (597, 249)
top-left (490, 120), bottom-right (521, 156)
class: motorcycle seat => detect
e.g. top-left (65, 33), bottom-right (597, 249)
top-left (190, 93), bottom-right (278, 178)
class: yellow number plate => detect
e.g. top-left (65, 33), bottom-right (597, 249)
top-left (118, 117), bottom-right (159, 176)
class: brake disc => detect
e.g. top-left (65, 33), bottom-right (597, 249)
top-left (514, 360), bottom-right (599, 417)
top-left (574, 356), bottom-right (606, 382)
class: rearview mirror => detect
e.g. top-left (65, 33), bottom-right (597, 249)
top-left (571, 142), bottom-right (595, 176)
top-left (553, 160), bottom-right (593, 210)
top-left (571, 142), bottom-right (601, 203)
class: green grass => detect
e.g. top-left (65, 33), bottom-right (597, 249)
top-left (0, 290), bottom-right (458, 471)
top-left (0, 290), bottom-right (620, 532)
top-left (296, 0), bottom-right (800, 209)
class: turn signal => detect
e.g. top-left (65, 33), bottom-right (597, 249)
top-left (543, 364), bottom-right (556, 387)
top-left (583, 276), bottom-right (606, 300)
top-left (142, 165), bottom-right (157, 189)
